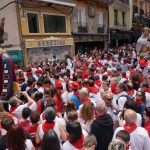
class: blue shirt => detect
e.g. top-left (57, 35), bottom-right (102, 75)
top-left (70, 95), bottom-right (81, 110)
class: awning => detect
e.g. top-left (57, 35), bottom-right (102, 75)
top-left (21, 0), bottom-right (76, 7)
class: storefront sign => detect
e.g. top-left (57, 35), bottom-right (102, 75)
top-left (26, 39), bottom-right (69, 48)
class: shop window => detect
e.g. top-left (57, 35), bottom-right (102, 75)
top-left (27, 12), bottom-right (40, 33)
top-left (43, 14), bottom-right (66, 33)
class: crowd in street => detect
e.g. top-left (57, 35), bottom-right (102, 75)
top-left (0, 44), bottom-right (150, 150)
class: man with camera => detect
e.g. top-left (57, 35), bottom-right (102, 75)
top-left (9, 91), bottom-right (36, 119)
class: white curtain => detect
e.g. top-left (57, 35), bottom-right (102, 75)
top-left (78, 8), bottom-right (86, 27)
top-left (98, 12), bottom-right (104, 27)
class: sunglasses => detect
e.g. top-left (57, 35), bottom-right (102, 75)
top-left (136, 94), bottom-right (142, 96)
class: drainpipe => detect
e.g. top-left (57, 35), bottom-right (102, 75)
top-left (16, 0), bottom-right (24, 67)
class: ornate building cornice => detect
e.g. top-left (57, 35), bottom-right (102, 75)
top-left (112, 0), bottom-right (130, 11)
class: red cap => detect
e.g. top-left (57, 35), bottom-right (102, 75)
top-left (139, 59), bottom-right (147, 67)
top-left (71, 81), bottom-right (79, 90)
top-left (36, 69), bottom-right (43, 74)
top-left (55, 80), bottom-right (63, 88)
top-left (27, 72), bottom-right (32, 76)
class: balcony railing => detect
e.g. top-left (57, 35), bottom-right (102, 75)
top-left (78, 22), bottom-right (88, 33)
top-left (122, 23), bottom-right (127, 29)
top-left (114, 22), bottom-right (120, 29)
top-left (133, 15), bottom-right (150, 27)
top-left (97, 24), bottom-right (105, 33)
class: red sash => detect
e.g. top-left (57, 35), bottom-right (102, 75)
top-left (89, 86), bottom-right (99, 94)
top-left (96, 112), bottom-right (106, 119)
top-left (135, 99), bottom-right (143, 105)
top-left (10, 105), bottom-right (18, 113)
top-left (72, 134), bottom-right (84, 149)
top-left (42, 121), bottom-right (55, 133)
top-left (124, 123), bottom-right (137, 134)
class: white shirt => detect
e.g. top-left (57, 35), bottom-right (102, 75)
top-left (145, 92), bottom-right (150, 107)
top-left (115, 91), bottom-right (128, 111)
top-left (12, 101), bottom-right (37, 119)
top-left (113, 126), bottom-right (150, 150)
top-left (117, 112), bottom-right (142, 127)
top-left (62, 141), bottom-right (79, 150)
top-left (39, 121), bottom-right (60, 141)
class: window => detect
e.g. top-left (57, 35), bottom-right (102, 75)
top-left (114, 10), bottom-right (118, 25)
top-left (43, 14), bottom-right (66, 33)
top-left (97, 12), bottom-right (104, 27)
top-left (78, 8), bottom-right (86, 27)
top-left (122, 12), bottom-right (126, 26)
top-left (27, 12), bottom-right (39, 33)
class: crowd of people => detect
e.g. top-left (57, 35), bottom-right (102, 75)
top-left (0, 44), bottom-right (150, 150)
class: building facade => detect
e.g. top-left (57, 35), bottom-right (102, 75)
top-left (71, 0), bottom-right (111, 54)
top-left (0, 0), bottom-right (23, 67)
top-left (131, 0), bottom-right (150, 43)
top-left (109, 0), bottom-right (132, 48)
top-left (0, 0), bottom-right (75, 65)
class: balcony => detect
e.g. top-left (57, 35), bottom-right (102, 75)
top-left (114, 22), bottom-right (121, 29)
top-left (122, 23), bottom-right (127, 30)
top-left (78, 22), bottom-right (88, 33)
top-left (133, 14), bottom-right (150, 27)
top-left (97, 24), bottom-right (105, 33)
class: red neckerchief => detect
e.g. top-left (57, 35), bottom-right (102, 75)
top-left (72, 134), bottom-right (84, 149)
top-left (96, 112), bottom-right (106, 119)
top-left (111, 83), bottom-right (117, 94)
top-left (127, 89), bottom-right (134, 95)
top-left (10, 105), bottom-right (18, 113)
top-left (42, 121), bottom-right (55, 133)
top-left (145, 121), bottom-right (150, 128)
top-left (26, 124), bottom-right (38, 133)
top-left (82, 99), bottom-right (91, 104)
top-left (59, 90), bottom-right (64, 96)
top-left (135, 99), bottom-right (143, 105)
top-left (74, 91), bottom-right (79, 99)
top-left (94, 80), bottom-right (101, 87)
top-left (122, 75), bottom-right (128, 80)
top-left (145, 88), bottom-right (150, 93)
top-left (89, 86), bottom-right (99, 94)
top-left (124, 123), bottom-right (137, 134)
top-left (18, 119), bottom-right (30, 129)
top-left (42, 112), bottom-right (45, 120)
top-left (130, 69), bottom-right (135, 76)
top-left (126, 143), bottom-right (131, 150)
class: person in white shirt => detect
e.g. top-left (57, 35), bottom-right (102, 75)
top-left (62, 121), bottom-right (85, 150)
top-left (79, 102), bottom-right (95, 133)
top-left (11, 91), bottom-right (36, 119)
top-left (36, 107), bottom-right (67, 144)
top-left (114, 83), bottom-right (128, 111)
top-left (113, 109), bottom-right (150, 150)
top-left (117, 100), bottom-right (142, 127)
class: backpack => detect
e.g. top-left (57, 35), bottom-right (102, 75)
top-left (116, 94), bottom-right (134, 105)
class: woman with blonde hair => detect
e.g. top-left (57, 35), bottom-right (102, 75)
top-left (79, 102), bottom-right (95, 133)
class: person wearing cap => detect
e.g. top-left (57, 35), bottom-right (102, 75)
top-left (70, 81), bottom-right (81, 110)
top-left (35, 69), bottom-right (44, 82)
top-left (55, 80), bottom-right (68, 104)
